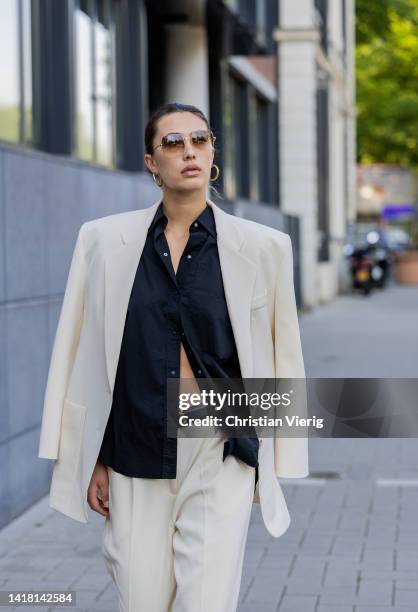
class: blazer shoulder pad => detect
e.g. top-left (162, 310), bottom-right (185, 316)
top-left (233, 215), bottom-right (291, 252)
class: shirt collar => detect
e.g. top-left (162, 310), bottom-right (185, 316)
top-left (147, 201), bottom-right (217, 239)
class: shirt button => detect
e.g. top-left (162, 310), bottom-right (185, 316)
top-left (194, 222), bottom-right (198, 227)
top-left (170, 370), bottom-right (176, 375)
top-left (163, 252), bottom-right (168, 256)
top-left (187, 254), bottom-right (192, 259)
top-left (197, 369), bottom-right (202, 374)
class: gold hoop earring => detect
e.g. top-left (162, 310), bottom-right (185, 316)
top-left (152, 173), bottom-right (163, 187)
top-left (210, 164), bottom-right (220, 182)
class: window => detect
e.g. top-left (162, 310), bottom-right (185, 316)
top-left (222, 62), bottom-right (278, 203)
top-left (74, 0), bottom-right (115, 167)
top-left (255, 94), bottom-right (270, 202)
top-left (232, 75), bottom-right (250, 198)
top-left (255, 0), bottom-right (267, 47)
top-left (237, 0), bottom-right (257, 28)
top-left (314, 0), bottom-right (328, 53)
top-left (0, 0), bottom-right (32, 145)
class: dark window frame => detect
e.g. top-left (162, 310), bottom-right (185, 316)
top-left (0, 0), bottom-right (33, 146)
top-left (73, 0), bottom-right (117, 167)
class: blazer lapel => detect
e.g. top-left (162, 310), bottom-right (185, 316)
top-left (104, 200), bottom-right (161, 393)
top-left (208, 201), bottom-right (257, 380)
top-left (104, 197), bottom-right (257, 394)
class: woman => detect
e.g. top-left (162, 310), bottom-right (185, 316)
top-left (38, 102), bottom-right (309, 612)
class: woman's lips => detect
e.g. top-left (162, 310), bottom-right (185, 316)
top-left (182, 168), bottom-right (201, 175)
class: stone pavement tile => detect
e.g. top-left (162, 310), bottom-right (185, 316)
top-left (277, 594), bottom-right (318, 611)
top-left (319, 579), bottom-right (393, 607)
top-left (247, 567), bottom-right (289, 580)
top-left (360, 569), bottom-right (418, 581)
top-left (242, 547), bottom-right (265, 567)
top-left (258, 554), bottom-right (294, 571)
top-left (321, 558), bottom-right (358, 572)
top-left (317, 607), bottom-right (354, 612)
top-left (363, 537), bottom-right (396, 549)
top-left (93, 584), bottom-right (118, 610)
top-left (357, 578), bottom-right (394, 603)
top-left (395, 579), bottom-right (418, 589)
top-left (394, 588), bottom-right (418, 607)
top-left (396, 556), bottom-right (418, 572)
top-left (288, 562), bottom-right (325, 580)
top-left (283, 576), bottom-right (323, 595)
top-left (362, 549), bottom-right (395, 564)
top-left (323, 569), bottom-right (359, 586)
top-left (361, 559), bottom-right (395, 572)
top-left (44, 561), bottom-right (99, 584)
top-left (307, 516), bottom-right (340, 532)
top-left (243, 576), bottom-right (284, 605)
top-left (237, 604), bottom-right (276, 612)
top-left (316, 585), bottom-right (359, 600)
top-left (263, 545), bottom-right (299, 557)
top-left (321, 582), bottom-right (358, 597)
top-left (84, 563), bottom-right (109, 576)
top-left (72, 571), bottom-right (110, 591)
top-left (331, 538), bottom-right (363, 558)
top-left (0, 558), bottom-right (57, 577)
top-left (238, 578), bottom-right (252, 602)
top-left (397, 541), bottom-right (418, 552)
top-left (300, 533), bottom-right (334, 546)
top-left (355, 608), bottom-right (418, 612)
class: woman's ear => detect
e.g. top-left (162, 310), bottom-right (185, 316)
top-left (144, 154), bottom-right (157, 174)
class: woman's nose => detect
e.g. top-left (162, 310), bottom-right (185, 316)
top-left (183, 144), bottom-right (196, 158)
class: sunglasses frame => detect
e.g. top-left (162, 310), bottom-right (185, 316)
top-left (152, 129), bottom-right (216, 153)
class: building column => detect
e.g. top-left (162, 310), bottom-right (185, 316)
top-left (274, 0), bottom-right (320, 308)
top-left (164, 24), bottom-right (209, 117)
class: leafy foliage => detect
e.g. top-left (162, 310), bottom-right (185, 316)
top-left (356, 0), bottom-right (418, 168)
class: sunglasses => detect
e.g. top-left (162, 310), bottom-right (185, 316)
top-left (152, 129), bottom-right (216, 152)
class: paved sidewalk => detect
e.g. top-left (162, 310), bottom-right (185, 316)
top-left (1, 283), bottom-right (418, 612)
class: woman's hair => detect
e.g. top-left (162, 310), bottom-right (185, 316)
top-left (144, 102), bottom-right (211, 155)
top-left (144, 101), bottom-right (223, 198)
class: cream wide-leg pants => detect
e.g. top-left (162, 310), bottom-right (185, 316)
top-left (101, 428), bottom-right (256, 612)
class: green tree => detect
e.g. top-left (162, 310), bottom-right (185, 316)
top-left (356, 0), bottom-right (418, 168)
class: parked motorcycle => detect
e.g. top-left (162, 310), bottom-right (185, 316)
top-left (367, 244), bottom-right (391, 288)
top-left (348, 246), bottom-right (374, 295)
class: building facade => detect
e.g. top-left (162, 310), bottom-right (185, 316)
top-left (275, 0), bottom-right (356, 306)
top-left (0, 0), bottom-right (355, 528)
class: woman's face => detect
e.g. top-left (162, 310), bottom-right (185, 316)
top-left (144, 112), bottom-right (215, 193)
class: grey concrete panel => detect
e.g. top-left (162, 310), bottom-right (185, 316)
top-left (3, 151), bottom-right (47, 300)
top-left (0, 304), bottom-right (7, 442)
top-left (45, 159), bottom-right (81, 296)
top-left (0, 150), bottom-right (5, 303)
top-left (6, 300), bottom-right (49, 436)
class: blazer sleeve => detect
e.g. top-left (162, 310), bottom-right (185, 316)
top-left (38, 223), bottom-right (88, 460)
top-left (273, 233), bottom-right (309, 478)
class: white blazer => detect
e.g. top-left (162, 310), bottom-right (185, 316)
top-left (38, 197), bottom-right (309, 538)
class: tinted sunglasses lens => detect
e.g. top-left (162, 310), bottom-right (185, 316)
top-left (191, 130), bottom-right (211, 144)
top-left (162, 133), bottom-right (184, 148)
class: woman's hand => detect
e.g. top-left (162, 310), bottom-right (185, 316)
top-left (87, 461), bottom-right (110, 517)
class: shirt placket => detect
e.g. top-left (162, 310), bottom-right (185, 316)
top-left (155, 224), bottom-right (209, 477)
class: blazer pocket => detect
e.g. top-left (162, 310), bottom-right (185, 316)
top-left (61, 399), bottom-right (87, 430)
top-left (251, 290), bottom-right (268, 310)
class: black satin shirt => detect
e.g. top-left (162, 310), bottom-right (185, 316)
top-left (98, 201), bottom-right (259, 486)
